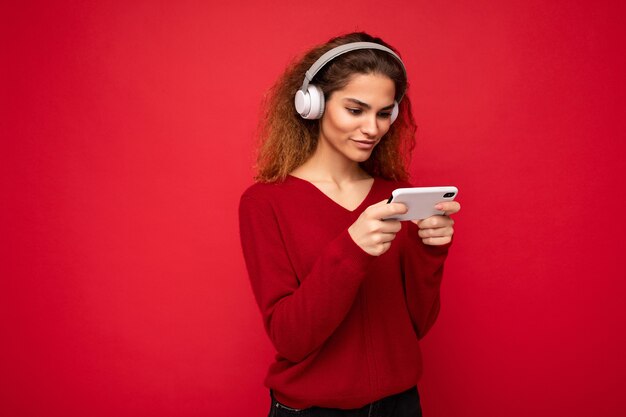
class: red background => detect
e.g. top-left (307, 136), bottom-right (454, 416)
top-left (2, 1), bottom-right (625, 416)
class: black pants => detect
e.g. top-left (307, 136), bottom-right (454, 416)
top-left (268, 386), bottom-right (422, 417)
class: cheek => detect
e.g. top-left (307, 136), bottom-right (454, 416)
top-left (325, 109), bottom-right (357, 134)
top-left (379, 120), bottom-right (391, 134)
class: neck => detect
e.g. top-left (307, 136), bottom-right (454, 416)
top-left (293, 138), bottom-right (369, 185)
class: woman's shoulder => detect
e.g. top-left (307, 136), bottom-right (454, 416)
top-left (240, 176), bottom-right (303, 203)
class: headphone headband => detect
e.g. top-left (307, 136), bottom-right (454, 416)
top-left (294, 41), bottom-right (406, 122)
top-left (299, 41), bottom-right (407, 102)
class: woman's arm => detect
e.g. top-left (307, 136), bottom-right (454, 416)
top-left (239, 193), bottom-right (374, 363)
top-left (402, 201), bottom-right (460, 338)
top-left (401, 222), bottom-right (451, 339)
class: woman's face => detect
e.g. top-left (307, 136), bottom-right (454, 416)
top-left (319, 73), bottom-right (396, 163)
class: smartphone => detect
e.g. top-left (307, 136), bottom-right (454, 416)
top-left (384, 186), bottom-right (458, 221)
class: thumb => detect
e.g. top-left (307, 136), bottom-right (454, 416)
top-left (367, 201), bottom-right (408, 219)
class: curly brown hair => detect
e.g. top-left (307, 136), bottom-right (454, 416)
top-left (254, 32), bottom-right (417, 183)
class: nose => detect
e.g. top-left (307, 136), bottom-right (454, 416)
top-left (360, 114), bottom-right (380, 138)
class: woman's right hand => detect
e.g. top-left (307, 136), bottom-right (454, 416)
top-left (348, 200), bottom-right (408, 256)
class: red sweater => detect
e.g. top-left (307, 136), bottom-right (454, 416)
top-left (239, 175), bottom-right (449, 409)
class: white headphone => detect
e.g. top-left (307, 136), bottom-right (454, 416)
top-left (294, 41), bottom-right (407, 124)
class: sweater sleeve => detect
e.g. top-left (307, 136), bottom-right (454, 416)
top-left (239, 193), bottom-right (374, 363)
top-left (401, 221), bottom-right (451, 339)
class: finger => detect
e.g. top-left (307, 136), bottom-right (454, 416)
top-left (379, 231), bottom-right (399, 243)
top-left (367, 202), bottom-right (408, 219)
top-left (378, 219), bottom-right (402, 234)
top-left (368, 220), bottom-right (401, 236)
top-left (434, 201), bottom-right (461, 216)
top-left (379, 241), bottom-right (392, 254)
top-left (422, 236), bottom-right (452, 246)
top-left (417, 215), bottom-right (454, 229)
top-left (418, 226), bottom-right (454, 239)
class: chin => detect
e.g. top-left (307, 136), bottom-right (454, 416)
top-left (348, 150), bottom-right (374, 163)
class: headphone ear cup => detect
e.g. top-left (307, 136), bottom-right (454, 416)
top-left (294, 85), bottom-right (324, 119)
top-left (307, 85), bottom-right (325, 119)
top-left (294, 89), bottom-right (311, 118)
top-left (390, 101), bottom-right (399, 124)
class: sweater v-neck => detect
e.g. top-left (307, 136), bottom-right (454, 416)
top-left (287, 174), bottom-right (377, 213)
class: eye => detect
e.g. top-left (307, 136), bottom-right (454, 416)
top-left (377, 112), bottom-right (392, 119)
top-left (346, 108), bottom-right (363, 115)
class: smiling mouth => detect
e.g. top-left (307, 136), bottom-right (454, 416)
top-left (351, 139), bottom-right (377, 145)
top-left (350, 139), bottom-right (377, 150)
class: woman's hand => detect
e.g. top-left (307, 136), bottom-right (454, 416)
top-left (412, 201), bottom-right (461, 246)
top-left (349, 200), bottom-right (408, 256)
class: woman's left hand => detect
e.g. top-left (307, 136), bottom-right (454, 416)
top-left (412, 201), bottom-right (461, 246)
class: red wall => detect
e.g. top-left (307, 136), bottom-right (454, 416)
top-left (2, 1), bottom-right (625, 416)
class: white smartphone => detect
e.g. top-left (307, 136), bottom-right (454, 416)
top-left (384, 186), bottom-right (458, 221)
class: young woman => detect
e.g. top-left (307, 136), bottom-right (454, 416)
top-left (239, 32), bottom-right (460, 417)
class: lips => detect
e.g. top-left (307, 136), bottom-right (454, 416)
top-left (350, 138), bottom-right (377, 150)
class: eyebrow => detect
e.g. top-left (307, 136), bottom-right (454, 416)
top-left (344, 98), bottom-right (395, 111)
